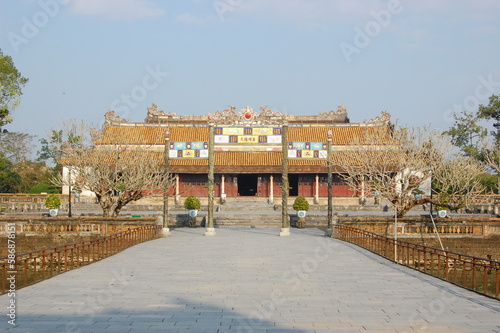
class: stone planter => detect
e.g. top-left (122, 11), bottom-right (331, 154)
top-left (437, 210), bottom-right (448, 218)
top-left (296, 211), bottom-right (307, 228)
top-left (188, 209), bottom-right (198, 227)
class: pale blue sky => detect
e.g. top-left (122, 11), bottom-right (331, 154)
top-left (1, 0), bottom-right (500, 142)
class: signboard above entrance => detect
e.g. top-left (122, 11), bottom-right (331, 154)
top-left (214, 126), bottom-right (282, 145)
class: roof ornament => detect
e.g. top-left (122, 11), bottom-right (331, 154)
top-left (104, 110), bottom-right (130, 126)
top-left (318, 105), bottom-right (348, 121)
top-left (207, 106), bottom-right (238, 124)
top-left (208, 106), bottom-right (286, 125)
top-left (364, 111), bottom-right (392, 124)
top-left (242, 106), bottom-right (254, 120)
top-left (147, 103), bottom-right (176, 117)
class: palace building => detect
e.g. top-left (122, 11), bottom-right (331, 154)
top-left (68, 104), bottom-right (393, 204)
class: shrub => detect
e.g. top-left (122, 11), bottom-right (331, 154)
top-left (29, 184), bottom-right (59, 194)
top-left (293, 196), bottom-right (310, 211)
top-left (184, 195), bottom-right (201, 210)
top-left (45, 194), bottom-right (61, 209)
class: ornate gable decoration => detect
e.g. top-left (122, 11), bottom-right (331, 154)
top-left (147, 103), bottom-right (177, 117)
top-left (104, 110), bottom-right (130, 126)
top-left (208, 106), bottom-right (287, 125)
top-left (318, 105), bottom-right (348, 121)
top-left (364, 111), bottom-right (391, 125)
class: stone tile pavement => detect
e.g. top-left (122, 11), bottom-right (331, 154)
top-left (1, 228), bottom-right (499, 332)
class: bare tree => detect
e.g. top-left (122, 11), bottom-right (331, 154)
top-left (431, 155), bottom-right (486, 212)
top-left (38, 120), bottom-right (91, 166)
top-left (53, 124), bottom-right (173, 217)
top-left (334, 125), bottom-right (449, 217)
top-left (481, 139), bottom-right (500, 195)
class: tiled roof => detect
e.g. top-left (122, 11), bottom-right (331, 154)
top-left (95, 126), bottom-right (209, 145)
top-left (288, 126), bottom-right (391, 145)
top-left (88, 124), bottom-right (393, 173)
top-left (97, 124), bottom-right (390, 146)
top-left (170, 127), bottom-right (208, 142)
top-left (95, 126), bottom-right (166, 145)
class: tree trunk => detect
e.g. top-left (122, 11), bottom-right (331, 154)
top-left (112, 207), bottom-right (122, 218)
top-left (97, 194), bottom-right (114, 217)
top-left (113, 193), bottom-right (142, 217)
top-left (396, 206), bottom-right (414, 218)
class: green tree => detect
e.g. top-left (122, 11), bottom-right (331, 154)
top-left (478, 94), bottom-right (500, 194)
top-left (477, 173), bottom-right (498, 194)
top-left (0, 152), bottom-right (21, 193)
top-left (38, 121), bottom-right (88, 166)
top-left (0, 131), bottom-right (35, 164)
top-left (38, 129), bottom-right (63, 165)
top-left (12, 159), bottom-right (57, 193)
top-left (478, 94), bottom-right (500, 133)
top-left (443, 111), bottom-right (487, 158)
top-left (0, 49), bottom-right (28, 126)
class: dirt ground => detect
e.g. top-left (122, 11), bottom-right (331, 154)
top-left (0, 234), bottom-right (97, 258)
top-left (399, 235), bottom-right (500, 261)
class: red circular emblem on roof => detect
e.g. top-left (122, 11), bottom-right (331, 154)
top-left (242, 106), bottom-right (253, 120)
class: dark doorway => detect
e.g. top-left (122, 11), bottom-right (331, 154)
top-left (238, 174), bottom-right (258, 196)
top-left (289, 174), bottom-right (299, 196)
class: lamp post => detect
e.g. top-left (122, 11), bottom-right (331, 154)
top-left (68, 168), bottom-right (72, 217)
top-left (162, 129), bottom-right (171, 236)
top-left (326, 130), bottom-right (333, 236)
top-left (205, 122), bottom-right (216, 236)
top-left (280, 121), bottom-right (290, 236)
top-left (494, 122), bottom-right (500, 196)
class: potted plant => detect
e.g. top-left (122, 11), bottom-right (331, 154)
top-left (45, 194), bottom-right (61, 217)
top-left (293, 196), bottom-right (310, 228)
top-left (184, 195), bottom-right (201, 227)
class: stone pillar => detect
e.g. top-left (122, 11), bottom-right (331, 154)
top-left (360, 178), bottom-right (366, 205)
top-left (205, 122), bottom-right (216, 236)
top-left (221, 174), bottom-right (226, 203)
top-left (269, 175), bottom-right (274, 204)
top-left (314, 174), bottom-right (319, 204)
top-left (175, 174), bottom-right (180, 204)
top-left (280, 123), bottom-right (290, 236)
top-left (221, 174), bottom-right (225, 195)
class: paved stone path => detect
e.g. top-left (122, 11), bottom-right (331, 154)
top-left (1, 228), bottom-right (499, 333)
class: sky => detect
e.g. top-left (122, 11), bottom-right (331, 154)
top-left (1, 0), bottom-right (500, 147)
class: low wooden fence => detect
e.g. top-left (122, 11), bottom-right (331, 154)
top-left (0, 217), bottom-right (158, 236)
top-left (341, 221), bottom-right (500, 237)
top-left (0, 225), bottom-right (162, 294)
top-left (333, 225), bottom-right (500, 299)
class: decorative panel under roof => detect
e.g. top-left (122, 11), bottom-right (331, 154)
top-left (169, 152), bottom-right (283, 173)
top-left (215, 152), bottom-right (281, 166)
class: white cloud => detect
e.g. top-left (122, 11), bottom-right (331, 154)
top-left (176, 13), bottom-right (205, 26)
top-left (218, 0), bottom-right (500, 26)
top-left (228, 0), bottom-right (393, 24)
top-left (69, 0), bottom-right (165, 21)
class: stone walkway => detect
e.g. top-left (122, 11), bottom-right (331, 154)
top-left (1, 228), bottom-right (499, 333)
